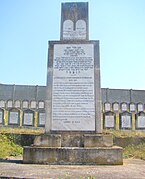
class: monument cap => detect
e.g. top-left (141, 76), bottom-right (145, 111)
top-left (60, 2), bottom-right (89, 41)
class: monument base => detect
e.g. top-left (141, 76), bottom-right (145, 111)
top-left (23, 146), bottom-right (123, 165)
top-left (23, 134), bottom-right (123, 165)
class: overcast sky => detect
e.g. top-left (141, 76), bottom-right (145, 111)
top-left (0, 0), bottom-right (145, 90)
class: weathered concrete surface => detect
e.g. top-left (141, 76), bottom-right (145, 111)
top-left (23, 146), bottom-right (123, 165)
top-left (33, 133), bottom-right (113, 147)
top-left (84, 134), bottom-right (113, 147)
top-left (61, 133), bottom-right (84, 147)
top-left (0, 158), bottom-right (145, 179)
top-left (33, 134), bottom-right (61, 147)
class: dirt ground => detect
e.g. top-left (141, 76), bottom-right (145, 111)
top-left (0, 158), bottom-right (145, 179)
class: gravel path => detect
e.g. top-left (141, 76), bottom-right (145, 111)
top-left (0, 158), bottom-right (145, 179)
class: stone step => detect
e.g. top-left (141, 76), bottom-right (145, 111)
top-left (23, 146), bottom-right (123, 165)
top-left (33, 134), bottom-right (113, 147)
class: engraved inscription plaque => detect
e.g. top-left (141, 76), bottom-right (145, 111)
top-left (63, 20), bottom-right (86, 40)
top-left (23, 113), bottom-right (33, 126)
top-left (38, 112), bottom-right (46, 126)
top-left (136, 116), bottom-right (145, 129)
top-left (121, 115), bottom-right (131, 129)
top-left (104, 115), bottom-right (115, 128)
top-left (9, 111), bottom-right (19, 124)
top-left (0, 111), bottom-right (3, 123)
top-left (52, 44), bottom-right (95, 131)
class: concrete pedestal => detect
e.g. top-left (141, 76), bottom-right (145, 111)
top-left (23, 134), bottom-right (123, 165)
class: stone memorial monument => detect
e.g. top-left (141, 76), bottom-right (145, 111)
top-left (23, 2), bottom-right (123, 165)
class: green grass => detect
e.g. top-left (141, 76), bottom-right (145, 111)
top-left (0, 134), bottom-right (23, 159)
top-left (0, 127), bottom-right (44, 135)
top-left (104, 130), bottom-right (145, 160)
top-left (103, 129), bottom-right (145, 138)
top-left (124, 143), bottom-right (145, 160)
top-left (0, 127), bottom-right (44, 159)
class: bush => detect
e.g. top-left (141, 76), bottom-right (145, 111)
top-left (0, 134), bottom-right (23, 159)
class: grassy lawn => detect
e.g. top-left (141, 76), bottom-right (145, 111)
top-left (103, 129), bottom-right (145, 137)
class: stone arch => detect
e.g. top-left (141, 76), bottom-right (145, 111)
top-left (14, 100), bottom-right (21, 108)
top-left (7, 100), bottom-right (13, 108)
top-left (112, 102), bottom-right (119, 112)
top-left (104, 102), bottom-right (111, 112)
top-left (129, 103), bottom-right (136, 112)
top-left (137, 103), bottom-right (144, 112)
top-left (30, 100), bottom-right (37, 109)
top-left (38, 101), bottom-right (45, 109)
top-left (22, 100), bottom-right (29, 109)
top-left (120, 102), bottom-right (128, 112)
top-left (0, 100), bottom-right (5, 108)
